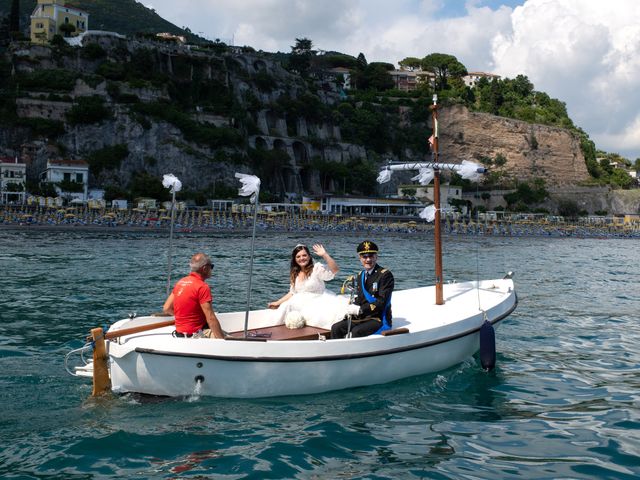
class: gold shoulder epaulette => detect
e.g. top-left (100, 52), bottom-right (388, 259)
top-left (380, 268), bottom-right (387, 273)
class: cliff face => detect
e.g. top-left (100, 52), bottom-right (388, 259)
top-left (440, 105), bottom-right (591, 187)
top-left (2, 35), bottom-right (595, 202)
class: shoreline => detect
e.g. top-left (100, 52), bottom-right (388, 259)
top-left (2, 205), bottom-right (639, 238)
top-left (1, 219), bottom-right (639, 239)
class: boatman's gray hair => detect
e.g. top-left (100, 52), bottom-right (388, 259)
top-left (190, 252), bottom-right (211, 271)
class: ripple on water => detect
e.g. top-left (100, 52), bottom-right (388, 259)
top-left (1, 230), bottom-right (639, 478)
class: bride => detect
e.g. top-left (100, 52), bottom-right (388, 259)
top-left (267, 243), bottom-right (355, 329)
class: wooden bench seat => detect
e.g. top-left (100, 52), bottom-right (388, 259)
top-left (227, 324), bottom-right (330, 341)
top-left (227, 325), bottom-right (410, 341)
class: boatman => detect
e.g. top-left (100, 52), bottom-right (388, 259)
top-left (331, 240), bottom-right (394, 338)
top-left (163, 252), bottom-right (225, 339)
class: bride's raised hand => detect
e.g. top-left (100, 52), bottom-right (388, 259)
top-left (312, 243), bottom-right (327, 257)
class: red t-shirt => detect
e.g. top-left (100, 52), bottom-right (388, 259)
top-left (172, 272), bottom-right (213, 334)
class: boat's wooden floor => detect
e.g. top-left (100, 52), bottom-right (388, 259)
top-left (227, 324), bottom-right (330, 341)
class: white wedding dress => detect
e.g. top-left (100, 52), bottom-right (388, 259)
top-left (270, 263), bottom-right (351, 330)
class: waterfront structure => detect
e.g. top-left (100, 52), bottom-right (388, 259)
top-left (41, 159), bottom-right (89, 202)
top-left (0, 157), bottom-right (27, 204)
top-left (320, 194), bottom-right (423, 216)
top-left (30, 0), bottom-right (89, 44)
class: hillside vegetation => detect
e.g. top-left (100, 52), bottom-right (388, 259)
top-left (0, 5), bottom-right (636, 213)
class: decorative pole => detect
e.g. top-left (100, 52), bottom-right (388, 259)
top-left (430, 95), bottom-right (444, 305)
top-left (235, 173), bottom-right (261, 338)
top-left (162, 174), bottom-right (182, 296)
top-left (376, 102), bottom-right (486, 307)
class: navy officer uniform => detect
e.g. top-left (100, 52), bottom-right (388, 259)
top-left (331, 240), bottom-right (394, 338)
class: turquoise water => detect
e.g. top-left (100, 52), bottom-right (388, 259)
top-left (1, 228), bottom-right (639, 479)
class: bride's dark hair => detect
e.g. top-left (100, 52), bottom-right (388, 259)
top-left (290, 244), bottom-right (313, 285)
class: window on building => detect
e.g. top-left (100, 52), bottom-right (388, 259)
top-left (65, 17), bottom-right (69, 24)
top-left (76, 173), bottom-right (83, 183)
top-left (64, 173), bottom-right (71, 182)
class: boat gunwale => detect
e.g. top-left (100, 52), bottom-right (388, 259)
top-left (130, 294), bottom-right (517, 363)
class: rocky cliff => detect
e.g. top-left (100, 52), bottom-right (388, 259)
top-left (1, 34), bottom-right (598, 204)
top-left (440, 105), bottom-right (590, 187)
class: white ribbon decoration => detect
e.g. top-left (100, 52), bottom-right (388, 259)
top-left (457, 160), bottom-right (484, 182)
top-left (235, 172), bottom-right (261, 203)
top-left (411, 168), bottom-right (434, 185)
top-left (419, 205), bottom-right (436, 222)
top-left (376, 169), bottom-right (392, 184)
top-left (162, 173), bottom-right (182, 193)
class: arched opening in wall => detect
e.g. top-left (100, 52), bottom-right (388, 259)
top-left (292, 141), bottom-right (308, 165)
top-left (273, 138), bottom-right (287, 153)
top-left (266, 110), bottom-right (278, 134)
top-left (253, 60), bottom-right (267, 72)
top-left (300, 167), bottom-right (317, 194)
top-left (255, 136), bottom-right (267, 150)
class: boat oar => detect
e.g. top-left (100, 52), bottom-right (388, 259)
top-left (479, 319), bottom-right (496, 371)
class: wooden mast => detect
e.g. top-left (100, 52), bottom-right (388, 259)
top-left (431, 96), bottom-right (444, 305)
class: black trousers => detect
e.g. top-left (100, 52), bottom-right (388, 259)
top-left (331, 317), bottom-right (381, 338)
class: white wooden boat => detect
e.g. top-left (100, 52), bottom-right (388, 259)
top-left (69, 278), bottom-right (516, 398)
top-left (66, 96), bottom-right (517, 398)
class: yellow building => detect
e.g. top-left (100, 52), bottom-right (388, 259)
top-left (30, 0), bottom-right (89, 44)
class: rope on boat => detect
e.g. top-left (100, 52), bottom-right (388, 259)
top-left (64, 342), bottom-right (94, 377)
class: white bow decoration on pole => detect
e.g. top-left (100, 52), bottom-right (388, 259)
top-left (162, 173), bottom-right (182, 296)
top-left (411, 168), bottom-right (434, 186)
top-left (162, 173), bottom-right (182, 193)
top-left (376, 168), bottom-right (392, 184)
top-left (419, 205), bottom-right (437, 222)
top-left (235, 173), bottom-right (261, 203)
top-left (457, 160), bottom-right (485, 182)
top-left (235, 172), bottom-right (262, 337)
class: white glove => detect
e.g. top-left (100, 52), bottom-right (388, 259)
top-left (346, 304), bottom-right (361, 316)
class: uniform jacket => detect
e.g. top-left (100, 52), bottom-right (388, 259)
top-left (353, 263), bottom-right (394, 324)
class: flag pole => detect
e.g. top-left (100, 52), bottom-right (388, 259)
top-left (166, 187), bottom-right (176, 296)
top-left (430, 95), bottom-right (444, 305)
top-left (162, 174), bottom-right (182, 296)
top-left (235, 173), bottom-right (261, 338)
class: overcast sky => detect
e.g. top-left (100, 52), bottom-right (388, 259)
top-left (145, 0), bottom-right (640, 161)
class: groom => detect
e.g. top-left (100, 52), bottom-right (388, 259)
top-left (331, 240), bottom-right (394, 338)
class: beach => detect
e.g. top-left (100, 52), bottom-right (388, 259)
top-left (2, 204), bottom-right (640, 238)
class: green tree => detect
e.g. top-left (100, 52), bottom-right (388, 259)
top-left (557, 199), bottom-right (580, 218)
top-left (421, 53), bottom-right (467, 90)
top-left (129, 171), bottom-right (170, 201)
top-left (57, 179), bottom-right (84, 193)
top-left (351, 63), bottom-right (394, 91)
top-left (58, 23), bottom-right (77, 37)
top-left (399, 57), bottom-right (422, 70)
top-left (288, 37), bottom-right (315, 77)
top-left (503, 178), bottom-right (548, 207)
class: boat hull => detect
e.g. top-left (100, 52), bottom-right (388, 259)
top-left (106, 279), bottom-right (517, 398)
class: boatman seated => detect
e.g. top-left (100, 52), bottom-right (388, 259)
top-left (331, 240), bottom-right (394, 338)
top-left (163, 252), bottom-right (225, 339)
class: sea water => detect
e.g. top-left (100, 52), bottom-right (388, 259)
top-left (0, 228), bottom-right (639, 479)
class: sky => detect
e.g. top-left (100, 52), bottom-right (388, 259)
top-left (145, 0), bottom-right (640, 162)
